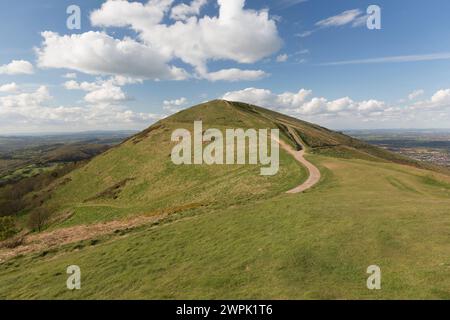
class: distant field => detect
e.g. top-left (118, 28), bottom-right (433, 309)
top-left (1, 164), bottom-right (58, 181)
top-left (347, 129), bottom-right (450, 167)
top-left (0, 132), bottom-right (135, 185)
top-left (0, 131), bottom-right (137, 153)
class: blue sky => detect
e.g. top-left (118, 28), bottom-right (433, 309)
top-left (1, 0), bottom-right (450, 133)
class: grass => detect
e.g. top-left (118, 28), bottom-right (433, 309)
top-left (1, 164), bottom-right (58, 181)
top-left (1, 100), bottom-right (450, 299)
top-left (35, 101), bottom-right (307, 229)
top-left (1, 153), bottom-right (450, 299)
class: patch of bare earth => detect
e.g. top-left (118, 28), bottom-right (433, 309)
top-left (0, 203), bottom-right (205, 263)
top-left (274, 136), bottom-right (321, 194)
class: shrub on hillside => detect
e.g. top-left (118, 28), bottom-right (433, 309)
top-left (0, 162), bottom-right (80, 218)
top-left (28, 208), bottom-right (51, 232)
top-left (0, 235), bottom-right (24, 249)
top-left (0, 216), bottom-right (17, 241)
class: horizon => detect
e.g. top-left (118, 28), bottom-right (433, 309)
top-left (3, 126), bottom-right (450, 137)
top-left (2, 98), bottom-right (450, 136)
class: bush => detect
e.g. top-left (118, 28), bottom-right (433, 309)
top-left (28, 208), bottom-right (51, 232)
top-left (0, 216), bottom-right (17, 241)
top-left (0, 199), bottom-right (25, 217)
top-left (0, 235), bottom-right (24, 249)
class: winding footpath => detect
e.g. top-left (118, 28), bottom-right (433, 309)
top-left (274, 136), bottom-right (321, 194)
top-left (212, 100), bottom-right (320, 193)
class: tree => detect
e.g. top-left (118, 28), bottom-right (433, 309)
top-left (0, 216), bottom-right (17, 241)
top-left (28, 208), bottom-right (51, 232)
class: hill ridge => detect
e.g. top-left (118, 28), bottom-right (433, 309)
top-left (5, 99), bottom-right (449, 233)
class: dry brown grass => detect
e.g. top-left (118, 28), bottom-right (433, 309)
top-left (0, 203), bottom-right (206, 262)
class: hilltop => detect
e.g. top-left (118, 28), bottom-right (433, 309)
top-left (20, 99), bottom-right (432, 228)
top-left (1, 100), bottom-right (450, 299)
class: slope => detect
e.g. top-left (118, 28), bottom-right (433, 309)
top-left (1, 100), bottom-right (450, 299)
top-left (26, 100), bottom-right (310, 228)
top-left (31, 99), bottom-right (441, 229)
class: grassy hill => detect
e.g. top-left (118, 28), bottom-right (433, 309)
top-left (24, 100), bottom-right (311, 228)
top-left (1, 100), bottom-right (450, 299)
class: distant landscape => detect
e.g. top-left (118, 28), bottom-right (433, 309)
top-left (346, 129), bottom-right (450, 167)
top-left (3, 128), bottom-right (448, 190)
top-left (0, 131), bottom-right (136, 186)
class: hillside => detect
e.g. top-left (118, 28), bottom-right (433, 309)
top-left (23, 100), bottom-right (430, 228)
top-left (1, 100), bottom-right (450, 299)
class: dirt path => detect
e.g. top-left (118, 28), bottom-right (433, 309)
top-left (275, 136), bottom-right (321, 194)
top-left (0, 214), bottom-right (167, 263)
top-left (0, 202), bottom-right (208, 263)
top-left (223, 99), bottom-right (320, 193)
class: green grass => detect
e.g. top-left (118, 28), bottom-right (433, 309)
top-left (36, 101), bottom-right (308, 228)
top-left (1, 100), bottom-right (450, 299)
top-left (1, 164), bottom-right (58, 181)
top-left (1, 154), bottom-right (450, 299)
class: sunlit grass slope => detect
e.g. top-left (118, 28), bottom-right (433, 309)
top-left (39, 99), bottom-right (439, 229)
top-left (1, 100), bottom-right (450, 299)
top-left (1, 153), bottom-right (450, 299)
top-left (40, 100), bottom-right (307, 228)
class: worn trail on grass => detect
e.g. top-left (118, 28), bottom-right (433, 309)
top-left (224, 100), bottom-right (321, 194)
top-left (275, 135), bottom-right (321, 194)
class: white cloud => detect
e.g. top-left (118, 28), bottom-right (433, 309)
top-left (84, 85), bottom-right (128, 104)
top-left (0, 86), bottom-right (161, 133)
top-left (205, 68), bottom-right (267, 81)
top-left (223, 87), bottom-right (385, 116)
top-left (316, 9), bottom-right (363, 28)
top-left (327, 97), bottom-right (354, 112)
top-left (0, 60), bottom-right (34, 75)
top-left (163, 97), bottom-right (188, 113)
top-left (409, 88), bottom-right (450, 114)
top-left (90, 0), bottom-right (172, 29)
top-left (90, 0), bottom-right (282, 80)
top-left (297, 30), bottom-right (313, 38)
top-left (351, 14), bottom-right (369, 27)
top-left (223, 87), bottom-right (274, 105)
top-left (164, 97), bottom-right (187, 107)
top-left (278, 0), bottom-right (308, 9)
top-left (300, 97), bottom-right (327, 114)
top-left (34, 0), bottom-right (281, 82)
top-left (300, 8), bottom-right (366, 38)
top-left (36, 31), bottom-right (188, 81)
top-left (321, 52), bottom-right (450, 66)
top-left (357, 99), bottom-right (385, 112)
top-left (0, 86), bottom-right (50, 109)
top-left (112, 75), bottom-right (144, 86)
top-left (223, 87), bottom-right (312, 111)
top-left (408, 89), bottom-right (425, 100)
top-left (222, 87), bottom-right (450, 128)
top-left (276, 54), bottom-right (289, 62)
top-left (171, 0), bottom-right (208, 21)
top-left (0, 82), bottom-right (19, 93)
top-left (64, 80), bottom-right (99, 91)
top-left (63, 73), bottom-right (77, 79)
top-left (276, 89), bottom-right (312, 107)
top-left (431, 89), bottom-right (450, 105)
top-left (63, 78), bottom-right (130, 104)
